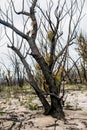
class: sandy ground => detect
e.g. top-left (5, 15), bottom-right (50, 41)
top-left (0, 90), bottom-right (87, 130)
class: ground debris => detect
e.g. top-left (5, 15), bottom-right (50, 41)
top-left (0, 90), bottom-right (87, 130)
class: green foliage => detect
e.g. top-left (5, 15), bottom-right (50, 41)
top-left (0, 107), bottom-right (4, 116)
top-left (34, 64), bottom-right (65, 92)
top-left (45, 54), bottom-right (50, 64)
top-left (65, 102), bottom-right (73, 110)
top-left (35, 63), bottom-right (41, 70)
top-left (47, 30), bottom-right (54, 42)
top-left (0, 111), bottom-right (4, 116)
top-left (28, 104), bottom-right (38, 110)
top-left (34, 67), bottom-right (49, 92)
top-left (26, 95), bottom-right (35, 102)
top-left (78, 33), bottom-right (87, 62)
top-left (20, 100), bottom-right (25, 106)
top-left (53, 67), bottom-right (65, 85)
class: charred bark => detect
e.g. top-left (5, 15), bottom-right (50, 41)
top-left (8, 45), bottom-right (50, 114)
top-left (50, 96), bottom-right (65, 119)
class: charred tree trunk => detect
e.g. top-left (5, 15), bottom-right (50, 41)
top-left (46, 84), bottom-right (65, 119)
top-left (50, 96), bottom-right (64, 119)
top-left (8, 45), bottom-right (51, 114)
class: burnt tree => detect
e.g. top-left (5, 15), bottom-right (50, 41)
top-left (0, 0), bottom-right (85, 119)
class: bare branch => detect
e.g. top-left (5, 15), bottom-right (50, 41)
top-left (0, 19), bottom-right (28, 40)
top-left (11, 0), bottom-right (30, 16)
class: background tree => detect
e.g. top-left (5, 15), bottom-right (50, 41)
top-left (0, 62), bottom-right (12, 86)
top-left (77, 33), bottom-right (87, 83)
top-left (7, 51), bottom-right (25, 87)
top-left (0, 0), bottom-right (85, 119)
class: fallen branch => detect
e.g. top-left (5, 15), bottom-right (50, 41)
top-left (0, 117), bottom-right (20, 122)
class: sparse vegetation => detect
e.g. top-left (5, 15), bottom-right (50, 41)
top-left (0, 84), bottom-right (87, 129)
top-left (28, 104), bottom-right (38, 110)
top-left (0, 107), bottom-right (4, 116)
top-left (65, 102), bottom-right (73, 110)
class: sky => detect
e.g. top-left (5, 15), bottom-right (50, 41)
top-left (0, 0), bottom-right (87, 70)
